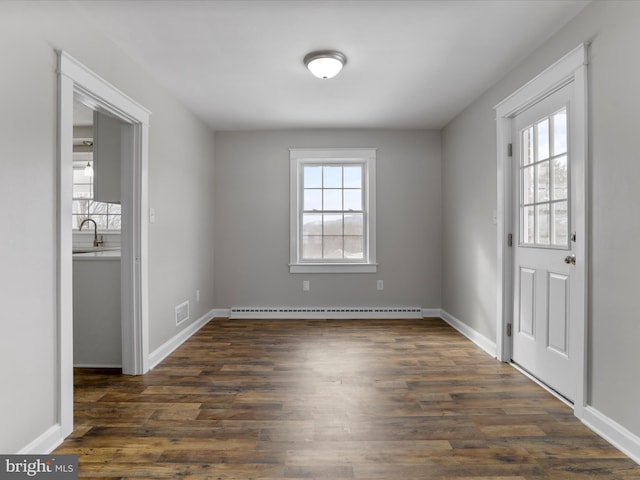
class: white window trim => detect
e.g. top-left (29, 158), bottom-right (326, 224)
top-left (289, 148), bottom-right (377, 274)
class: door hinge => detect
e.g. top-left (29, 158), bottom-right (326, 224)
top-left (507, 323), bottom-right (512, 337)
top-left (507, 233), bottom-right (513, 247)
top-left (507, 143), bottom-right (513, 157)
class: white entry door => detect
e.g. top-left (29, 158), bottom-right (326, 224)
top-left (511, 82), bottom-right (582, 402)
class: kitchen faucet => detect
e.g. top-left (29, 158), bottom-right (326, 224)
top-left (79, 218), bottom-right (104, 247)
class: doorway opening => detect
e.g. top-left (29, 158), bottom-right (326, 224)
top-left (57, 51), bottom-right (150, 440)
top-left (72, 99), bottom-right (123, 369)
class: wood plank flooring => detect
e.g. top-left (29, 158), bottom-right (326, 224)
top-left (54, 318), bottom-right (640, 479)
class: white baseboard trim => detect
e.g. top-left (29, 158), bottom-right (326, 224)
top-left (148, 309), bottom-right (215, 370)
top-left (19, 424), bottom-right (65, 454)
top-left (582, 406), bottom-right (640, 465)
top-left (73, 363), bottom-right (122, 369)
top-left (213, 308), bottom-right (230, 318)
top-left (439, 309), bottom-right (497, 358)
top-left (422, 308), bottom-right (441, 318)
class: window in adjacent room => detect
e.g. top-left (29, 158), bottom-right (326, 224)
top-left (72, 152), bottom-right (121, 231)
top-left (289, 148), bottom-right (377, 273)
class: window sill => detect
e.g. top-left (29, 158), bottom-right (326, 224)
top-left (289, 263), bottom-right (378, 274)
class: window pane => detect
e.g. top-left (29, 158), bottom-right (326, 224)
top-left (537, 118), bottom-right (550, 161)
top-left (523, 126), bottom-right (534, 166)
top-left (344, 236), bottom-right (363, 259)
top-left (323, 189), bottom-right (342, 210)
top-left (108, 215), bottom-right (121, 230)
top-left (552, 201), bottom-right (568, 247)
top-left (73, 169), bottom-right (91, 184)
top-left (90, 201), bottom-right (108, 215)
top-left (522, 206), bottom-right (534, 244)
top-left (344, 189), bottom-right (362, 210)
top-left (304, 166), bottom-right (322, 188)
top-left (303, 214), bottom-right (322, 235)
top-left (552, 156), bottom-right (568, 200)
top-left (323, 166), bottom-right (342, 188)
top-left (302, 236), bottom-right (322, 259)
top-left (536, 204), bottom-right (550, 245)
top-left (522, 166), bottom-right (534, 205)
top-left (304, 189), bottom-right (322, 210)
top-left (72, 215), bottom-right (85, 230)
top-left (73, 185), bottom-right (91, 198)
top-left (323, 214), bottom-right (342, 236)
top-left (553, 109), bottom-right (567, 155)
top-left (343, 166), bottom-right (362, 188)
top-left (323, 236), bottom-right (343, 259)
top-left (91, 215), bottom-right (108, 229)
top-left (108, 203), bottom-right (121, 214)
top-left (536, 161), bottom-right (550, 203)
top-left (72, 199), bottom-right (89, 215)
top-left (344, 213), bottom-right (363, 236)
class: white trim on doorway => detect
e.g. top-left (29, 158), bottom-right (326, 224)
top-left (57, 51), bottom-right (151, 444)
top-left (494, 43), bottom-right (588, 416)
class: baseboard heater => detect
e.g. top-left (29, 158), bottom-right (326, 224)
top-left (229, 307), bottom-right (423, 319)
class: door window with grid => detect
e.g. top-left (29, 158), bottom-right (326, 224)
top-left (520, 107), bottom-right (569, 248)
top-left (290, 149), bottom-right (377, 273)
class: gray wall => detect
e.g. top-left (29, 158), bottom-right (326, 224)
top-left (214, 130), bottom-right (441, 309)
top-left (0, 2), bottom-right (216, 452)
top-left (442, 99), bottom-right (498, 339)
top-left (441, 0), bottom-right (640, 436)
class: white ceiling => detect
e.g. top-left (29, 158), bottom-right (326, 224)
top-left (77, 0), bottom-right (589, 131)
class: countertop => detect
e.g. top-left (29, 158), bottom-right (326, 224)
top-left (73, 248), bottom-right (121, 260)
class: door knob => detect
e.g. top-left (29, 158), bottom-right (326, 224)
top-left (564, 254), bottom-right (576, 265)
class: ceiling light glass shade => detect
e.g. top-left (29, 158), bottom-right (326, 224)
top-left (304, 51), bottom-right (347, 79)
top-left (84, 161), bottom-right (94, 177)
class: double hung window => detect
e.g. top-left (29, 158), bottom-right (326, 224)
top-left (289, 148), bottom-right (376, 273)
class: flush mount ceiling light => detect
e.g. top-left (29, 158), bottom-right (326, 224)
top-left (304, 50), bottom-right (347, 79)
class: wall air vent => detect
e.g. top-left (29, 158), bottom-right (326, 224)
top-left (175, 300), bottom-right (190, 326)
top-left (229, 307), bottom-right (423, 320)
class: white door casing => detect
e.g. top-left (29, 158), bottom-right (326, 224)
top-left (57, 51), bottom-right (150, 442)
top-left (495, 44), bottom-right (588, 415)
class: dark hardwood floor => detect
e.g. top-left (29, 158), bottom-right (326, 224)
top-left (54, 318), bottom-right (640, 479)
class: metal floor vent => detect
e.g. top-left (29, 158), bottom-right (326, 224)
top-left (229, 307), bottom-right (423, 319)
